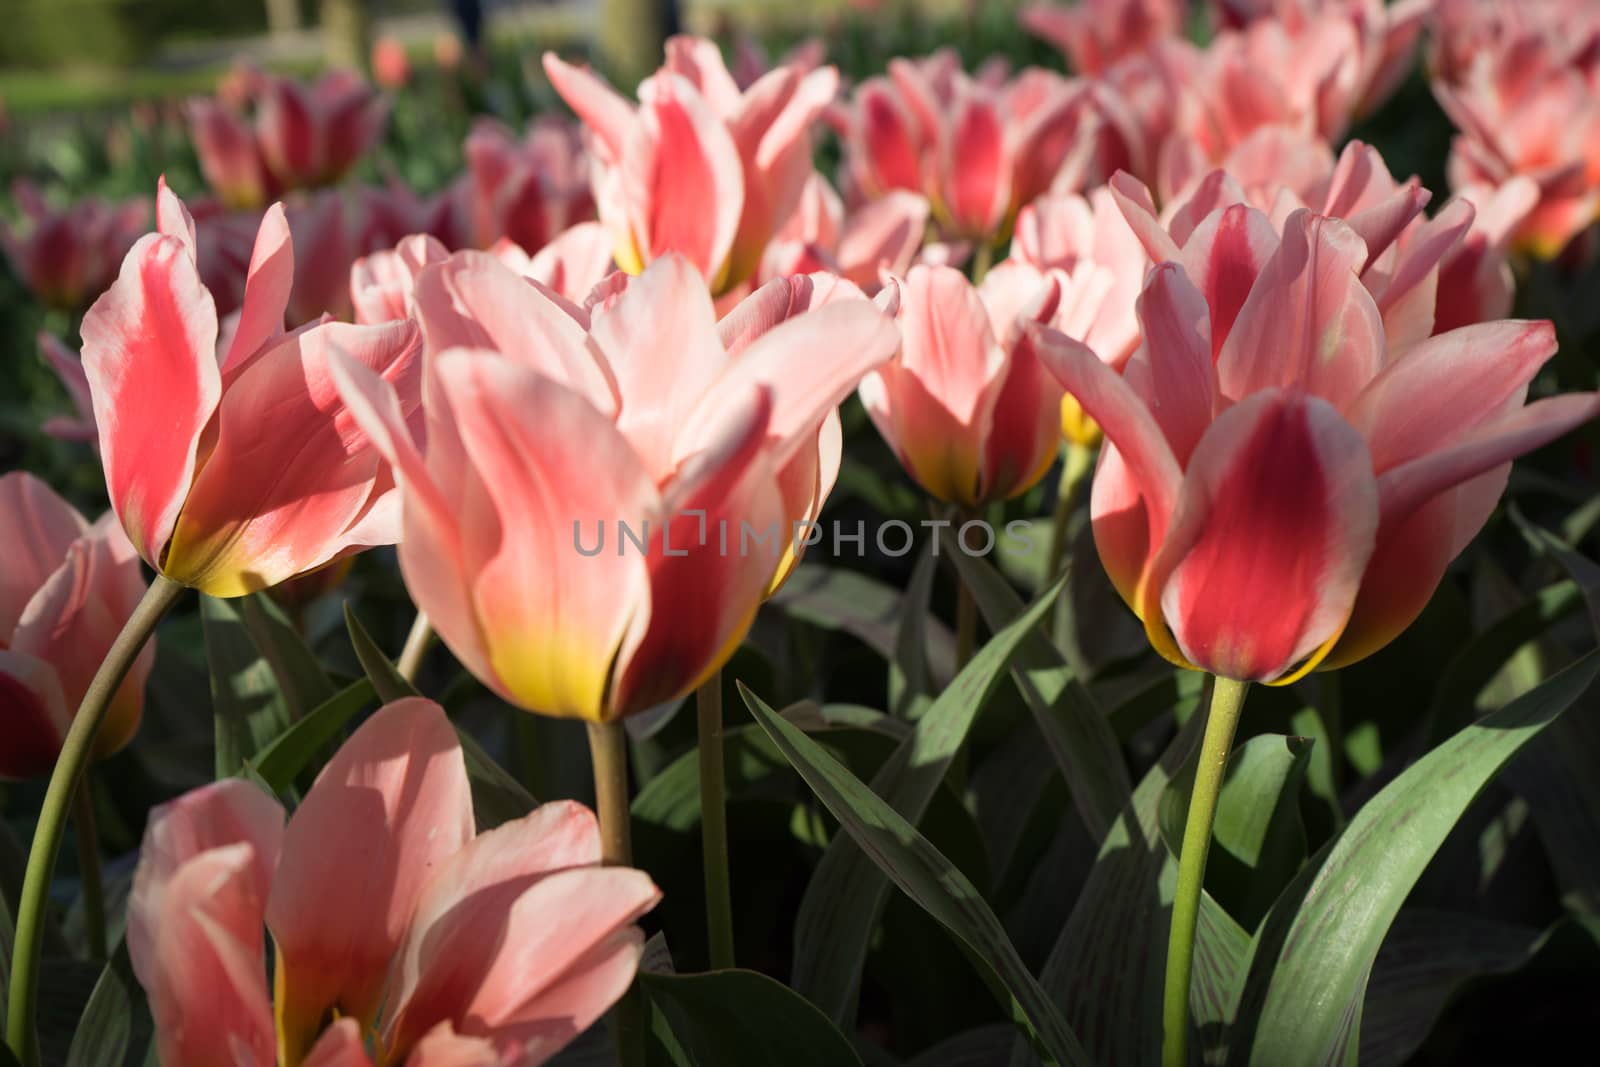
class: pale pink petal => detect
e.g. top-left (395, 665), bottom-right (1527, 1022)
top-left (0, 472), bottom-right (88, 638)
top-left (221, 203), bottom-right (293, 373)
top-left (1175, 202), bottom-right (1280, 360)
top-left (80, 231), bottom-right (222, 566)
top-left (0, 650), bottom-right (70, 780)
top-left (1122, 263), bottom-right (1216, 465)
top-left (303, 1019), bottom-right (376, 1067)
top-left (431, 353), bottom-right (658, 721)
top-left (543, 54), bottom-right (639, 163)
top-left (1147, 391), bottom-right (1379, 681)
top-left (524, 222), bottom-right (617, 302)
top-left (1108, 171), bottom-right (1181, 262)
top-left (836, 192), bottom-right (930, 283)
top-left (267, 697), bottom-right (474, 1063)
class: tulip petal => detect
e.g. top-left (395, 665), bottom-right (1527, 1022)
top-left (383, 801), bottom-right (636, 1054)
top-left (414, 252), bottom-right (618, 418)
top-left (1350, 320), bottom-right (1558, 472)
top-left (1108, 171), bottom-right (1181, 263)
top-left (1375, 393), bottom-right (1600, 534)
top-left (590, 255), bottom-right (730, 480)
top-left (1030, 323), bottom-right (1183, 542)
top-left (0, 650), bottom-right (69, 780)
top-left (1216, 210), bottom-right (1384, 411)
top-left (267, 697), bottom-right (474, 1063)
top-left (838, 191), bottom-right (930, 282)
top-left (221, 203), bottom-right (293, 374)
top-left (163, 319), bottom-right (422, 596)
top-left (856, 80), bottom-right (924, 194)
top-left (542, 54), bottom-right (638, 163)
top-left (0, 471), bottom-right (88, 638)
top-left (1176, 203), bottom-right (1279, 361)
top-left (1145, 391), bottom-right (1379, 682)
top-left (81, 232), bottom-right (222, 566)
top-left (156, 176), bottom-right (198, 253)
top-left (940, 92), bottom-right (1010, 238)
top-left (681, 298), bottom-right (899, 467)
top-left (1122, 263), bottom-right (1216, 465)
top-left (628, 74), bottom-right (745, 285)
top-left (524, 221), bottom-right (617, 302)
top-left (432, 353), bottom-right (658, 720)
top-left (303, 1019), bottom-right (375, 1067)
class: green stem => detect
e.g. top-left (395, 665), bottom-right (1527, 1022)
top-left (587, 720), bottom-right (644, 1067)
top-left (1163, 675), bottom-right (1250, 1067)
top-left (696, 673), bottom-right (736, 970)
top-left (1045, 440), bottom-right (1095, 586)
top-left (7, 574), bottom-right (184, 1067)
top-left (955, 566), bottom-right (978, 670)
top-left (397, 611), bottom-right (434, 683)
top-left (970, 240), bottom-right (995, 285)
top-left (72, 780), bottom-right (106, 962)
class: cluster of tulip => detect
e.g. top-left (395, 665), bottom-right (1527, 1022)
top-left (4, 1), bottom-right (1600, 1065)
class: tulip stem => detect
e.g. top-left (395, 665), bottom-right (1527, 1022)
top-left (970, 240), bottom-right (995, 285)
top-left (586, 720), bottom-right (645, 1067)
top-left (71, 780), bottom-right (106, 962)
top-left (397, 611), bottom-right (434, 683)
top-left (1163, 675), bottom-right (1250, 1067)
top-left (1046, 440), bottom-right (1095, 587)
top-left (955, 574), bottom-right (978, 669)
top-left (696, 673), bottom-right (736, 970)
top-left (6, 574), bottom-right (185, 1067)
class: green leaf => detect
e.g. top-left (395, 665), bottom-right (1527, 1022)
top-left (1159, 734), bottom-right (1313, 929)
top-left (344, 604), bottom-right (537, 827)
top-left (251, 677), bottom-right (376, 792)
top-left (640, 969), bottom-right (863, 1067)
top-left (945, 545), bottom-right (1131, 842)
top-left (789, 577), bottom-right (1064, 1027)
top-left (235, 593), bottom-right (335, 718)
top-left (1512, 506), bottom-right (1600, 641)
top-left (772, 563), bottom-right (955, 693)
top-left (1023, 708), bottom-right (1244, 1067)
top-left (889, 543), bottom-right (940, 720)
top-left (741, 685), bottom-right (1090, 1067)
top-left (0, 883), bottom-right (12, 1032)
top-left (204, 594), bottom-right (294, 778)
top-left (1229, 652), bottom-right (1600, 1065)
top-left (66, 941), bottom-right (150, 1067)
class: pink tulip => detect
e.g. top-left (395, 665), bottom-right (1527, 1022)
top-left (355, 179), bottom-right (471, 254)
top-left (1434, 179), bottom-right (1540, 334)
top-left (0, 181), bottom-right (148, 310)
top-left (127, 697), bottom-right (660, 1067)
top-left (331, 252), bottom-right (898, 721)
top-left (759, 173), bottom-right (930, 291)
top-left (1022, 0), bottom-right (1187, 76)
top-left (1428, 0), bottom-right (1600, 86)
top-left (351, 234), bottom-right (450, 325)
top-left (1165, 1), bottom-right (1427, 174)
top-left (860, 262), bottom-right (1087, 506)
top-left (38, 333), bottom-right (98, 445)
top-left (1036, 190), bottom-right (1600, 681)
top-left (833, 50), bottom-right (1108, 241)
top-left (372, 36), bottom-right (412, 90)
top-left (189, 70), bottom-right (388, 208)
top-left (1432, 29), bottom-right (1600, 257)
top-left (462, 117), bottom-right (596, 253)
top-left (544, 36), bottom-right (838, 294)
top-left (78, 180), bottom-right (422, 598)
top-left (0, 473), bottom-right (153, 779)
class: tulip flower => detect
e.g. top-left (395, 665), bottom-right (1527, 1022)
top-left (331, 252), bottom-right (899, 722)
top-left (351, 234), bottom-right (450, 325)
top-left (189, 70), bottom-right (389, 208)
top-left (1432, 32), bottom-right (1600, 257)
top-left (832, 50), bottom-right (1109, 242)
top-left (1021, 0), bottom-right (1187, 76)
top-left (1036, 202), bottom-right (1600, 682)
top-left (861, 262), bottom-right (1099, 507)
top-left (544, 35), bottom-right (838, 294)
top-left (128, 697), bottom-right (660, 1067)
top-left (1434, 179), bottom-right (1540, 334)
top-left (79, 180), bottom-right (422, 598)
top-left (463, 117), bottom-right (596, 253)
top-left (0, 181), bottom-right (147, 310)
top-left (372, 35), bottom-right (412, 89)
top-left (759, 173), bottom-right (930, 291)
top-left (0, 473), bottom-right (153, 780)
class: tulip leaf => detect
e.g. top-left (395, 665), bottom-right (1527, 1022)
top-left (640, 969), bottom-right (863, 1067)
top-left (1159, 733), bottom-right (1313, 930)
top-left (1511, 506), bottom-right (1600, 641)
top-left (65, 941), bottom-right (150, 1067)
top-left (889, 543), bottom-right (940, 720)
top-left (0, 887), bottom-right (12, 1032)
top-left (1226, 652), bottom-right (1600, 1065)
top-left (343, 604), bottom-right (537, 826)
top-left (250, 677), bottom-right (377, 792)
top-left (234, 593), bottom-right (335, 718)
top-left (741, 684), bottom-right (1091, 1067)
top-left (788, 576), bottom-right (1063, 1027)
top-left (772, 563), bottom-right (956, 691)
top-left (203, 594), bottom-right (295, 778)
top-left (944, 543), bottom-right (1131, 842)
top-left (1019, 708), bottom-right (1246, 1067)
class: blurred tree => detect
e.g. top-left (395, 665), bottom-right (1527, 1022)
top-left (322, 0), bottom-right (371, 70)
